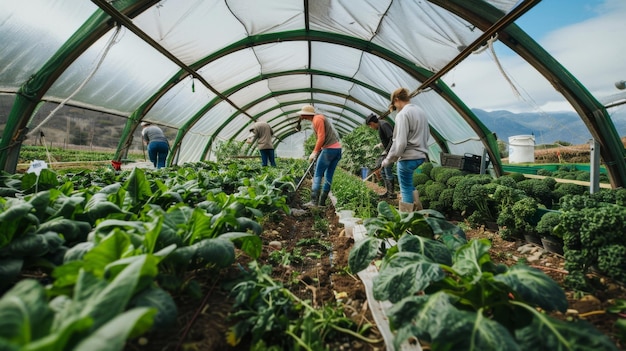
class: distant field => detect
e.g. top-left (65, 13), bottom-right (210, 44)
top-left (16, 146), bottom-right (144, 173)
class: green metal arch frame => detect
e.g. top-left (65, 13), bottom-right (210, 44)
top-left (433, 0), bottom-right (626, 187)
top-left (142, 31), bottom-right (495, 169)
top-left (5, 0), bottom-right (615, 185)
top-left (206, 98), bottom-right (365, 160)
top-left (0, 1), bottom-right (499, 176)
top-left (227, 88), bottom-right (375, 139)
top-left (166, 70), bottom-right (395, 162)
top-left (0, 0), bottom-right (159, 172)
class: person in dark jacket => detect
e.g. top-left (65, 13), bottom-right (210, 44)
top-left (366, 113), bottom-right (396, 199)
top-left (246, 121), bottom-right (276, 167)
top-left (141, 122), bottom-right (169, 169)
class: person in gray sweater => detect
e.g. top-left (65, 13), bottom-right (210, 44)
top-left (141, 122), bottom-right (169, 169)
top-left (381, 87), bottom-right (429, 212)
top-left (247, 121), bottom-right (276, 167)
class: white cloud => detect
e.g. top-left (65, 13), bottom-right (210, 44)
top-left (444, 0), bottom-right (626, 115)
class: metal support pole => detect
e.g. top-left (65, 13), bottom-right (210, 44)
top-left (589, 138), bottom-right (600, 194)
top-left (480, 148), bottom-right (488, 175)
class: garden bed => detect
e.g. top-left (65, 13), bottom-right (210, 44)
top-left (122, 178), bottom-right (625, 350)
top-left (123, 184), bottom-right (386, 351)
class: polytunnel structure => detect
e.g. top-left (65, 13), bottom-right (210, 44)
top-left (1, 0), bottom-right (626, 187)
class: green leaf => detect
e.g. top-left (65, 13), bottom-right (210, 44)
top-left (347, 236), bottom-right (382, 274)
top-left (36, 218), bottom-right (91, 243)
top-left (123, 168), bottom-right (153, 208)
top-left (397, 234), bottom-right (452, 265)
top-left (452, 239), bottom-right (493, 283)
top-left (514, 306), bottom-right (619, 350)
top-left (0, 201), bottom-right (35, 247)
top-left (193, 238), bottom-right (235, 268)
top-left (220, 232), bottom-right (262, 259)
top-left (187, 208), bottom-right (215, 244)
top-left (70, 307), bottom-right (156, 351)
top-left (82, 231), bottom-right (132, 277)
top-left (26, 190), bottom-right (51, 221)
top-left (495, 265), bottom-right (568, 313)
top-left (373, 252), bottom-right (445, 303)
top-left (0, 232), bottom-right (65, 258)
top-left (235, 217), bottom-right (262, 235)
top-left (0, 258), bottom-right (23, 290)
top-left (78, 255), bottom-right (159, 331)
top-left (128, 287), bottom-right (177, 330)
top-left (20, 317), bottom-right (92, 351)
top-left (0, 280), bottom-right (53, 345)
top-left (377, 201), bottom-right (400, 222)
top-left (389, 292), bottom-right (521, 351)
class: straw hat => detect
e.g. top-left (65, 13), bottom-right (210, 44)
top-left (297, 105), bottom-right (316, 116)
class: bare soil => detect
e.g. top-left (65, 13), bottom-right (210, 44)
top-left (124, 180), bottom-right (625, 351)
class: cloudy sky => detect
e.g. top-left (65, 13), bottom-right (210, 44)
top-left (442, 0), bottom-right (626, 116)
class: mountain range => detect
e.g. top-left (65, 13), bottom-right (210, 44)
top-left (473, 109), bottom-right (626, 145)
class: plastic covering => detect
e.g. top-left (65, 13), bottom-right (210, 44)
top-left (1, 0), bottom-right (625, 186)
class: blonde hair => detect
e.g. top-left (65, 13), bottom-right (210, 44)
top-left (391, 87), bottom-right (410, 102)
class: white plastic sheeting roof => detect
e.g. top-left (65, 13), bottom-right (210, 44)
top-left (2, 0), bottom-right (625, 186)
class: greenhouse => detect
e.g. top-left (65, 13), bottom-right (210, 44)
top-left (1, 1), bottom-right (625, 350)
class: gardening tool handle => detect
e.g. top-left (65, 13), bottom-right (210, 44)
top-left (295, 156), bottom-right (318, 193)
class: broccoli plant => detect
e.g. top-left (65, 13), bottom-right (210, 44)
top-left (368, 238), bottom-right (617, 351)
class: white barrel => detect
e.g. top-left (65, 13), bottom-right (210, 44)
top-left (508, 135), bottom-right (535, 163)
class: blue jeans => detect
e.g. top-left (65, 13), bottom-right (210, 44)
top-left (381, 164), bottom-right (394, 181)
top-left (260, 149), bottom-right (276, 167)
top-left (148, 141), bottom-right (169, 169)
top-left (312, 148), bottom-right (342, 192)
top-left (397, 159), bottom-right (425, 202)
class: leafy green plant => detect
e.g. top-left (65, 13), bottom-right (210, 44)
top-left (556, 195), bottom-right (626, 290)
top-left (268, 247), bottom-right (304, 267)
top-left (372, 238), bottom-right (618, 350)
top-left (214, 140), bottom-right (247, 161)
top-left (452, 174), bottom-right (498, 227)
top-left (227, 261), bottom-right (380, 350)
top-left (496, 196), bottom-right (539, 241)
top-left (348, 202), bottom-right (467, 274)
top-left (336, 125), bottom-right (379, 175)
top-left (331, 168), bottom-right (378, 218)
top-left (0, 256), bottom-right (160, 351)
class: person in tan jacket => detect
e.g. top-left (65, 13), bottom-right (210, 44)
top-left (247, 121), bottom-right (276, 167)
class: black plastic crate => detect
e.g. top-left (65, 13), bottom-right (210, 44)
top-left (462, 153), bottom-right (487, 173)
top-left (440, 153), bottom-right (464, 169)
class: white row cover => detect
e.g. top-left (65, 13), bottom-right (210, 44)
top-left (1, 0), bottom-right (520, 164)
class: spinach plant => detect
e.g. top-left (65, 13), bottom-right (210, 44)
top-left (348, 201), bottom-right (466, 274)
top-left (363, 236), bottom-right (618, 350)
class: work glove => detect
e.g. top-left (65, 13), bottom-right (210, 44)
top-left (381, 158), bottom-right (390, 168)
top-left (309, 151), bottom-right (319, 163)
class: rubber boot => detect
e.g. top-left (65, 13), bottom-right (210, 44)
top-left (399, 202), bottom-right (414, 213)
top-left (319, 191), bottom-right (329, 207)
top-left (303, 190), bottom-right (319, 208)
top-left (386, 179), bottom-right (397, 199)
top-left (413, 190), bottom-right (423, 211)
